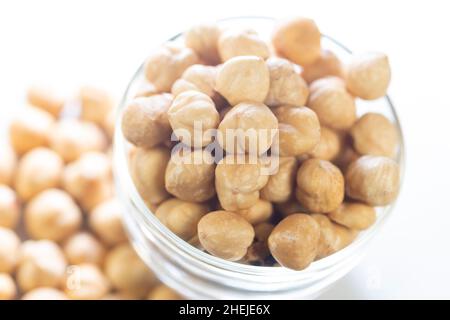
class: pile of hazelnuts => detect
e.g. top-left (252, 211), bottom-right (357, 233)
top-left (0, 86), bottom-right (181, 300)
top-left (122, 16), bottom-right (401, 271)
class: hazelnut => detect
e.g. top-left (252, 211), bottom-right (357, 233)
top-left (275, 198), bottom-right (307, 218)
top-left (155, 198), bottom-right (209, 241)
top-left (121, 94), bottom-right (173, 148)
top-left (272, 17), bottom-right (321, 66)
top-left (64, 263), bottom-right (110, 300)
top-left (0, 273), bottom-right (16, 300)
top-left (79, 86), bottom-right (114, 125)
top-left (171, 79), bottom-right (199, 96)
top-left (345, 155), bottom-right (400, 206)
top-left (295, 159), bottom-right (344, 213)
top-left (334, 142), bottom-right (361, 174)
top-left (334, 224), bottom-right (359, 250)
top-left (184, 23), bottom-right (221, 65)
top-left (0, 144), bottom-right (17, 186)
top-left (350, 113), bottom-right (398, 158)
top-left (134, 81), bottom-right (158, 98)
top-left (346, 52), bottom-right (391, 100)
top-left (0, 227), bottom-right (20, 273)
top-left (307, 77), bottom-right (356, 130)
top-left (216, 56), bottom-right (270, 105)
top-left (268, 214), bottom-right (320, 270)
top-left (311, 214), bottom-right (340, 259)
top-left (198, 210), bottom-right (255, 261)
top-left (218, 28), bottom-right (270, 61)
top-left (25, 189), bottom-right (82, 242)
top-left (180, 64), bottom-right (219, 100)
top-left (0, 185), bottom-right (20, 229)
top-left (301, 49), bottom-right (344, 84)
top-left (89, 199), bottom-right (127, 246)
top-left (218, 102), bottom-right (278, 155)
top-left (273, 106), bottom-right (321, 156)
top-left (309, 126), bottom-right (342, 161)
top-left (22, 287), bottom-right (68, 300)
top-left (328, 202), bottom-right (376, 230)
top-left (237, 199), bottom-right (273, 225)
top-left (261, 157), bottom-right (298, 203)
top-left (144, 43), bottom-right (198, 92)
top-left (130, 147), bottom-right (170, 206)
top-left (147, 284), bottom-right (183, 300)
top-left (27, 85), bottom-right (64, 117)
top-left (63, 232), bottom-right (106, 266)
top-left (264, 57), bottom-right (309, 107)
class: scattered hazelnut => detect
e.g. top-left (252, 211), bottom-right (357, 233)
top-left (27, 86), bottom-right (64, 117)
top-left (0, 273), bottom-right (16, 300)
top-left (79, 86), bottom-right (114, 125)
top-left (0, 227), bottom-right (20, 273)
top-left (0, 144), bottom-right (17, 186)
top-left (218, 28), bottom-right (270, 61)
top-left (0, 185), bottom-right (20, 229)
top-left (261, 157), bottom-right (298, 203)
top-left (148, 284), bottom-right (183, 300)
top-left (185, 23), bottom-right (221, 65)
top-left (89, 199), bottom-right (127, 246)
top-left (64, 263), bottom-right (110, 300)
top-left (21, 287), bottom-right (68, 300)
top-left (328, 202), bottom-right (376, 230)
top-left (63, 232), bottom-right (106, 266)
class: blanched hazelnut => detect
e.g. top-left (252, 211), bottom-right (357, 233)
top-left (275, 198), bottom-right (307, 217)
top-left (264, 57), bottom-right (309, 108)
top-left (0, 185), bottom-right (20, 229)
top-left (216, 56), bottom-right (270, 105)
top-left (237, 199), bottom-right (273, 225)
top-left (79, 86), bottom-right (114, 125)
top-left (130, 147), bottom-right (170, 205)
top-left (261, 157), bottom-right (298, 203)
top-left (350, 113), bottom-right (398, 158)
top-left (311, 214), bottom-right (340, 259)
top-left (63, 232), bottom-right (106, 266)
top-left (27, 86), bottom-right (64, 117)
top-left (171, 79), bottom-right (199, 96)
top-left (309, 126), bottom-right (341, 161)
top-left (0, 144), bottom-right (17, 186)
top-left (218, 102), bottom-right (278, 155)
top-left (64, 263), bottom-right (110, 300)
top-left (103, 109), bottom-right (115, 140)
top-left (148, 284), bottom-right (183, 300)
top-left (145, 43), bottom-right (198, 92)
top-left (9, 107), bottom-right (54, 155)
top-left (268, 214), bottom-right (320, 270)
top-left (272, 17), bottom-right (321, 66)
top-left (121, 94), bottom-right (173, 148)
top-left (25, 189), bottom-right (82, 242)
top-left (0, 227), bottom-right (20, 273)
top-left (180, 64), bottom-right (218, 99)
top-left (50, 120), bottom-right (107, 162)
top-left (168, 90), bottom-right (219, 147)
top-left (328, 202), bottom-right (376, 230)
top-left (345, 155), bottom-right (400, 206)
top-left (89, 199), bottom-right (127, 246)
top-left (165, 148), bottom-right (216, 202)
top-left (105, 244), bottom-right (156, 298)
top-left (0, 273), bottom-right (16, 300)
top-left (273, 106), bottom-right (321, 156)
top-left (301, 49), bottom-right (344, 84)
top-left (15, 147), bottom-right (64, 201)
top-left (22, 287), bottom-right (68, 300)
top-left (218, 28), bottom-right (270, 61)
top-left (215, 155), bottom-right (269, 211)
top-left (134, 81), bottom-right (158, 98)
top-left (346, 52), bottom-right (391, 100)
top-left (17, 240), bottom-right (67, 292)
top-left (155, 198), bottom-right (209, 241)
top-left (198, 210), bottom-right (255, 261)
top-left (185, 23), bottom-right (221, 65)
top-left (307, 77), bottom-right (356, 130)
top-left (295, 159), bottom-right (344, 213)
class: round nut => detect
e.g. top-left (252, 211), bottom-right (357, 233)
top-left (309, 126), bottom-right (342, 161)
top-left (0, 144), bottom-right (17, 186)
top-left (346, 52), bottom-right (391, 100)
top-left (168, 90), bottom-right (219, 147)
top-left (155, 198), bottom-right (209, 241)
top-left (89, 199), bottom-right (127, 246)
top-left (184, 23), bottom-right (221, 65)
top-left (144, 43), bottom-right (198, 92)
top-left (22, 287), bottom-right (68, 300)
top-left (328, 202), bottom-right (376, 230)
top-left (272, 17), bottom-right (321, 66)
top-left (198, 210), bottom-right (255, 261)
top-left (64, 263), bottom-right (110, 300)
top-left (216, 56), bottom-right (270, 105)
top-left (105, 244), bottom-right (156, 298)
top-left (134, 81), bottom-right (158, 98)
top-left (334, 142), bottom-right (361, 174)
top-left (171, 79), bottom-right (199, 96)
top-left (307, 77), bottom-right (356, 130)
top-left (345, 155), bottom-right (400, 206)
top-left (0, 185), bottom-right (20, 229)
top-left (130, 147), bottom-right (171, 206)
top-left (334, 224), bottom-right (359, 250)
top-left (218, 28), bottom-right (270, 62)
top-left (295, 159), bottom-right (344, 213)
top-left (25, 189), bottom-right (82, 242)
top-left (350, 113), bottom-right (398, 158)
top-left (261, 157), bottom-right (298, 203)
top-left (218, 102), bottom-right (278, 155)
top-left (0, 227), bottom-right (20, 273)
top-left (237, 199), bottom-right (273, 225)
top-left (0, 273), bottom-right (16, 300)
top-left (79, 86), bottom-right (114, 125)
top-left (27, 86), bottom-right (64, 117)
top-left (273, 106), bottom-right (321, 156)
top-left (268, 213), bottom-right (320, 270)
top-left (121, 94), bottom-right (173, 148)
top-left (301, 49), bottom-right (344, 84)
top-left (311, 214), bottom-right (340, 259)
top-left (180, 64), bottom-right (218, 99)
top-left (63, 232), bottom-right (106, 266)
top-left (265, 57), bottom-right (309, 108)
top-left (148, 284), bottom-right (183, 300)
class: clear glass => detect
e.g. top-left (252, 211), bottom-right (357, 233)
top-left (113, 17), bottom-right (405, 300)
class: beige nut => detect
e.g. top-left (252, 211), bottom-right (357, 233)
top-left (296, 159), bottom-right (344, 213)
top-left (27, 86), bottom-right (64, 117)
top-left (309, 126), bottom-right (342, 161)
top-left (79, 86), bottom-right (114, 125)
top-left (307, 77), bottom-right (356, 130)
top-left (130, 147), bottom-right (170, 205)
top-left (89, 199), bottom-right (127, 246)
top-left (155, 198), bottom-right (209, 241)
top-left (350, 113), bottom-right (399, 158)
top-left (237, 198), bottom-right (273, 225)
top-left (0, 144), bottom-right (17, 186)
top-left (134, 81), bottom-right (158, 98)
top-left (22, 287), bottom-right (68, 300)
top-left (328, 202), bottom-right (376, 230)
top-left (216, 56), bottom-right (270, 105)
top-left (268, 213), bottom-right (320, 270)
top-left (346, 52), bottom-right (391, 100)
top-left (148, 284), bottom-right (183, 300)
top-left (311, 214), bottom-right (340, 259)
top-left (0, 227), bottom-right (20, 274)
top-left (345, 155), bottom-right (400, 206)
top-left (171, 79), bottom-right (199, 97)
top-left (218, 28), bottom-right (270, 62)
top-left (198, 210), bottom-right (255, 261)
top-left (245, 222), bottom-right (274, 263)
top-left (272, 17), bottom-right (321, 66)
top-left (180, 64), bottom-right (218, 99)
top-left (184, 23), bottom-right (221, 65)
top-left (0, 185), bottom-right (20, 229)
top-left (121, 94), bottom-right (173, 148)
top-left (301, 49), bottom-right (344, 84)
top-left (273, 106), bottom-right (321, 156)
top-left (334, 139), bottom-right (361, 174)
top-left (168, 90), bottom-right (219, 147)
top-left (64, 263), bottom-right (110, 300)
top-left (334, 224), bottom-right (359, 250)
top-left (165, 148), bottom-right (216, 202)
top-left (63, 232), bottom-right (106, 266)
top-left (145, 43), bottom-right (198, 92)
top-left (0, 273), bottom-right (16, 300)
top-left (261, 157), bottom-right (298, 203)
top-left (218, 102), bottom-right (278, 155)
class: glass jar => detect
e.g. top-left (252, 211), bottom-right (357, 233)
top-left (113, 16), bottom-right (405, 299)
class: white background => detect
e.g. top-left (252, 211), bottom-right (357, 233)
top-left (1, 0), bottom-right (449, 299)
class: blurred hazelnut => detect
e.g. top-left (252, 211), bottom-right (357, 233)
top-left (79, 86), bottom-right (114, 125)
top-left (0, 144), bottom-right (17, 186)
top-left (0, 273), bottom-right (16, 300)
top-left (261, 157), bottom-right (298, 203)
top-left (328, 202), bottom-right (376, 230)
top-left (22, 287), bottom-right (68, 300)
top-left (218, 28), bottom-right (270, 61)
top-left (64, 263), bottom-right (110, 300)
top-left (134, 81), bottom-right (158, 98)
top-left (0, 185), bottom-right (20, 229)
top-left (89, 199), bottom-right (127, 246)
top-left (0, 227), bottom-right (20, 273)
top-left (27, 86), bottom-right (64, 117)
top-left (185, 23), bottom-right (221, 65)
top-left (63, 232), bottom-right (106, 266)
top-left (148, 284), bottom-right (183, 300)
top-left (301, 49), bottom-right (344, 84)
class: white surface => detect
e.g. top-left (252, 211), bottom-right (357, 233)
top-left (1, 0), bottom-right (449, 299)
